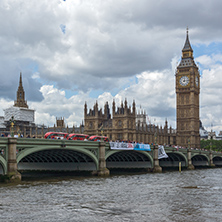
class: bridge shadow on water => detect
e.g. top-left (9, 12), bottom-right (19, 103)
top-left (109, 168), bottom-right (149, 175)
top-left (18, 165), bottom-right (222, 182)
top-left (20, 170), bottom-right (94, 182)
top-left (20, 168), bottom-right (151, 181)
top-left (161, 165), bottom-right (222, 173)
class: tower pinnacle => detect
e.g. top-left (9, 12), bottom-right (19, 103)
top-left (14, 72), bottom-right (28, 108)
top-left (182, 27), bottom-right (193, 53)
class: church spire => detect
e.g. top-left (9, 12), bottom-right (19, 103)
top-left (19, 72), bottom-right (22, 87)
top-left (14, 72), bottom-right (29, 108)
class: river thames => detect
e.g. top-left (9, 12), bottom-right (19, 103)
top-left (0, 168), bottom-right (221, 222)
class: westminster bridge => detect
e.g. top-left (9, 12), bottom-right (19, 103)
top-left (1, 137), bottom-right (222, 181)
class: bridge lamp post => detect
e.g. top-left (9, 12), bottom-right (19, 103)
top-left (209, 130), bottom-right (215, 167)
top-left (101, 126), bottom-right (104, 142)
top-left (9, 116), bottom-right (16, 137)
top-left (210, 130), bottom-right (213, 151)
top-left (154, 131), bottom-right (157, 145)
top-left (17, 128), bottom-right (21, 138)
top-left (187, 138), bottom-right (190, 149)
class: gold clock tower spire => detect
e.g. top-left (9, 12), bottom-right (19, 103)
top-left (176, 29), bottom-right (200, 148)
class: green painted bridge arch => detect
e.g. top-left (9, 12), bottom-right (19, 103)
top-left (16, 139), bottom-right (100, 172)
top-left (213, 156), bottom-right (222, 166)
top-left (0, 155), bottom-right (7, 175)
top-left (191, 153), bottom-right (210, 166)
top-left (105, 150), bottom-right (153, 169)
top-left (159, 151), bottom-right (188, 168)
top-left (0, 137), bottom-right (8, 175)
top-left (161, 146), bottom-right (220, 168)
top-left (17, 146), bottom-right (99, 171)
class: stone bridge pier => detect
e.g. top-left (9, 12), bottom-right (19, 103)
top-left (187, 148), bottom-right (195, 170)
top-left (92, 141), bottom-right (110, 176)
top-left (7, 138), bottom-right (21, 182)
top-left (209, 151), bottom-right (215, 167)
top-left (152, 144), bottom-right (162, 173)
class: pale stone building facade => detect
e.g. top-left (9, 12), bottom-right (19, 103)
top-left (84, 99), bottom-right (177, 145)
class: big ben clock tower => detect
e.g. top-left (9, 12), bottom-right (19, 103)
top-left (176, 28), bottom-right (200, 148)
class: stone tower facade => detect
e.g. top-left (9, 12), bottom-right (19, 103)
top-left (84, 99), bottom-right (136, 141)
top-left (56, 117), bottom-right (65, 128)
top-left (84, 101), bottom-right (112, 137)
top-left (176, 29), bottom-right (200, 148)
top-left (14, 73), bottom-right (28, 108)
top-left (111, 99), bottom-right (136, 141)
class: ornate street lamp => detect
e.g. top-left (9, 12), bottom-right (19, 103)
top-left (9, 116), bottom-right (16, 137)
top-left (17, 128), bottom-right (21, 138)
top-left (100, 125), bottom-right (104, 142)
top-left (187, 138), bottom-right (190, 149)
top-left (154, 131), bottom-right (157, 145)
top-left (210, 130), bottom-right (213, 151)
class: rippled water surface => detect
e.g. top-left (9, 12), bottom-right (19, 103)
top-left (0, 168), bottom-right (222, 222)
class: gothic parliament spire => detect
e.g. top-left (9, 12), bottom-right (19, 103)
top-left (14, 72), bottom-right (29, 108)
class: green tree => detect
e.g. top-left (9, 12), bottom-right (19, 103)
top-left (200, 139), bottom-right (222, 151)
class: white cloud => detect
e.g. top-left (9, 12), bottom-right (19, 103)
top-left (29, 85), bottom-right (85, 126)
top-left (199, 58), bottom-right (222, 133)
top-left (0, 99), bottom-right (13, 116)
top-left (26, 66), bottom-right (176, 128)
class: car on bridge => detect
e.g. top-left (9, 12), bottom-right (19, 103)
top-left (88, 135), bottom-right (109, 142)
top-left (44, 132), bottom-right (69, 140)
top-left (67, 133), bottom-right (89, 141)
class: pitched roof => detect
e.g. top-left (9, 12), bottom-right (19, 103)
top-left (182, 28), bottom-right (193, 52)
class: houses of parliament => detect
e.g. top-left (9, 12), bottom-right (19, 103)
top-left (84, 29), bottom-right (200, 148)
top-left (0, 30), bottom-right (200, 148)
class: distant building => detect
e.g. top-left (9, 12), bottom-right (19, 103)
top-left (217, 131), bottom-right (222, 140)
top-left (0, 116), bottom-right (5, 129)
top-left (136, 107), bottom-right (147, 126)
top-left (199, 121), bottom-right (222, 141)
top-left (3, 73), bottom-right (35, 133)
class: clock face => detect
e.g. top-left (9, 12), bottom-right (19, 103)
top-left (179, 76), bottom-right (189, 86)
top-left (195, 76), bottom-right (198, 86)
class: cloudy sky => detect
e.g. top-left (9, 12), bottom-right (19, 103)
top-left (0, 0), bottom-right (222, 133)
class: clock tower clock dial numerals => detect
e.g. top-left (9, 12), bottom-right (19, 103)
top-left (179, 76), bottom-right (189, 86)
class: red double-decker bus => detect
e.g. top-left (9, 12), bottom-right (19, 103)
top-left (44, 132), bottom-right (68, 139)
top-left (67, 134), bottom-right (89, 141)
top-left (88, 135), bottom-right (109, 142)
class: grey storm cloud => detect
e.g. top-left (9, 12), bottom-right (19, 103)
top-left (0, 58), bottom-right (43, 101)
top-left (1, 0), bottom-right (222, 96)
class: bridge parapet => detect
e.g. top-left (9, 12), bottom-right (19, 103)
top-left (16, 138), bottom-right (103, 157)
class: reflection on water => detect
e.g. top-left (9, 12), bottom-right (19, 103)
top-left (0, 168), bottom-right (222, 222)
